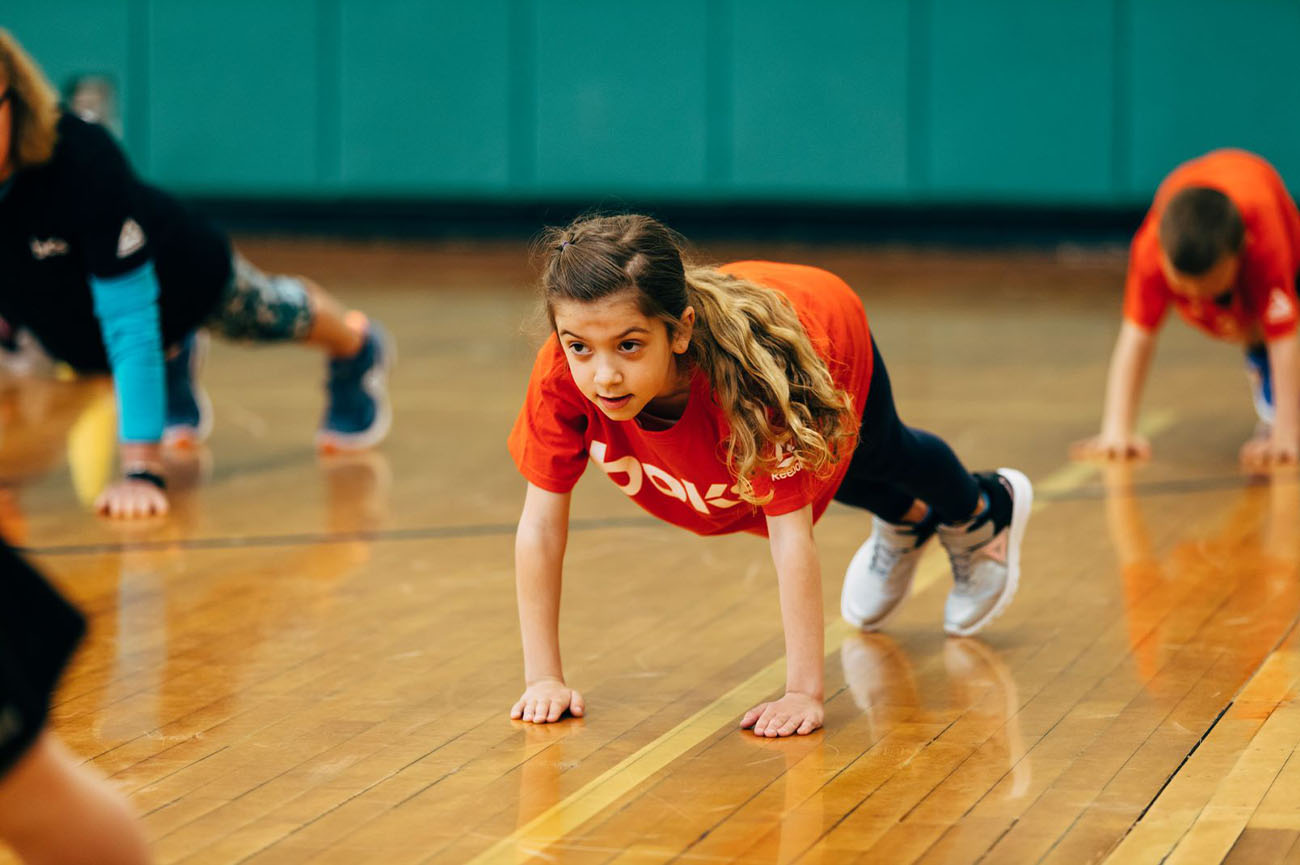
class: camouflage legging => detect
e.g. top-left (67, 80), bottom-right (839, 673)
top-left (203, 254), bottom-right (314, 342)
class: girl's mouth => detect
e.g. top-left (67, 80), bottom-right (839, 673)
top-left (598, 394), bottom-right (633, 410)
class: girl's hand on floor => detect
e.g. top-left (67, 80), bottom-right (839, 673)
top-left (1069, 433), bottom-right (1150, 462)
top-left (511, 678), bottom-right (585, 724)
top-left (741, 692), bottom-right (823, 737)
top-left (94, 478), bottom-right (169, 519)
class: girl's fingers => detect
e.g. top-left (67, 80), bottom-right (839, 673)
top-left (510, 701), bottom-right (524, 719)
top-left (570, 691), bottom-right (585, 717)
top-left (796, 717), bottom-right (816, 735)
top-left (777, 716), bottom-right (800, 737)
top-left (546, 699), bottom-right (564, 722)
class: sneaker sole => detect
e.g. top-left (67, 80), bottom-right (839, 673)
top-left (944, 467), bottom-right (1033, 637)
top-left (315, 325), bottom-right (395, 454)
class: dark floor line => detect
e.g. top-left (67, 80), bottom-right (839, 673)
top-left (18, 471), bottom-right (1276, 557)
top-left (18, 515), bottom-right (663, 557)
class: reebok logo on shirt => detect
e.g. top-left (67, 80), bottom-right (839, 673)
top-left (117, 217), bottom-right (146, 258)
top-left (29, 236), bottom-right (70, 259)
top-left (770, 444), bottom-right (803, 481)
top-left (1266, 288), bottom-right (1296, 326)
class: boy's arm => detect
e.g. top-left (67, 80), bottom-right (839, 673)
top-left (1244, 333), bottom-right (1300, 466)
top-left (1073, 320), bottom-right (1158, 460)
top-left (742, 505), bottom-right (824, 737)
top-left (511, 482), bottom-right (585, 723)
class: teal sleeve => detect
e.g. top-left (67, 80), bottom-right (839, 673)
top-left (89, 262), bottom-right (165, 443)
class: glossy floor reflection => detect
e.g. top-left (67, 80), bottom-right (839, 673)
top-left (1, 239), bottom-right (1298, 864)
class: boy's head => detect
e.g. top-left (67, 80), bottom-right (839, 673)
top-left (1157, 186), bottom-right (1244, 301)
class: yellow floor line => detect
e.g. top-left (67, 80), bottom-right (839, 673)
top-left (467, 410), bottom-right (1179, 864)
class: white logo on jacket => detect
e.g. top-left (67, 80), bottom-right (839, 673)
top-left (589, 439), bottom-right (743, 515)
top-left (117, 218), bottom-right (146, 258)
top-left (29, 237), bottom-right (69, 259)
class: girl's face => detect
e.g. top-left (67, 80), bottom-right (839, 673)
top-left (552, 291), bottom-right (693, 421)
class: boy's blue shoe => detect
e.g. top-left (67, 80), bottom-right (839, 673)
top-left (317, 320), bottom-right (393, 453)
top-left (163, 331), bottom-right (213, 448)
top-left (1245, 343), bottom-right (1274, 426)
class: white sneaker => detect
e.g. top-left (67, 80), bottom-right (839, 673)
top-left (937, 468), bottom-right (1032, 637)
top-left (841, 513), bottom-right (937, 631)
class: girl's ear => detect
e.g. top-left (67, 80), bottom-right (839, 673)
top-left (672, 306), bottom-right (695, 354)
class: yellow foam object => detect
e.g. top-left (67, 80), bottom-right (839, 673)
top-left (67, 390), bottom-right (117, 506)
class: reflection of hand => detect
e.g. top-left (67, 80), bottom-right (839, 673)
top-left (1070, 432), bottom-right (1150, 462)
top-left (740, 692), bottom-right (823, 737)
top-left (94, 478), bottom-right (169, 519)
top-left (1240, 435), bottom-right (1299, 468)
top-left (510, 678), bottom-right (585, 724)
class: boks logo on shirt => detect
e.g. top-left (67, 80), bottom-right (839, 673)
top-left (1266, 288), bottom-right (1296, 326)
top-left (29, 236), bottom-right (69, 259)
top-left (117, 217), bottom-right (146, 258)
top-left (589, 439), bottom-right (743, 515)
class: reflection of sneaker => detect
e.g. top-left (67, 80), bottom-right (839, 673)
top-left (840, 633), bottom-right (916, 714)
top-left (841, 512), bottom-right (938, 631)
top-left (163, 332), bottom-right (213, 448)
top-left (943, 638), bottom-right (1031, 796)
top-left (320, 450), bottom-right (391, 533)
top-left (317, 320), bottom-right (393, 453)
top-left (1245, 343), bottom-right (1275, 426)
top-left (937, 468), bottom-right (1032, 637)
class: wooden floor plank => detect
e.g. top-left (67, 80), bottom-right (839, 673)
top-left (4, 240), bottom-right (1299, 865)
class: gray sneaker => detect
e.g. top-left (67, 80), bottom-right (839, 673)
top-left (841, 513), bottom-right (937, 631)
top-left (937, 468), bottom-right (1033, 637)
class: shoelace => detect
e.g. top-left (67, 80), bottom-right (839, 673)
top-left (869, 542), bottom-right (904, 576)
top-left (948, 547), bottom-right (975, 585)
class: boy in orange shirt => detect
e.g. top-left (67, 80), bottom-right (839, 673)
top-left (1075, 149), bottom-right (1300, 466)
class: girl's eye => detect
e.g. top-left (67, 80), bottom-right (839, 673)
top-left (619, 341), bottom-right (642, 352)
top-left (566, 342), bottom-right (589, 355)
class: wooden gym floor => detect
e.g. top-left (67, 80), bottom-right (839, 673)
top-left (2, 237), bottom-right (1298, 864)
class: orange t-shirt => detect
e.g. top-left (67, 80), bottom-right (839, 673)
top-left (1124, 149), bottom-right (1300, 342)
top-left (507, 261), bottom-right (874, 537)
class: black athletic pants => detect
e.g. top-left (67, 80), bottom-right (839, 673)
top-left (832, 337), bottom-right (982, 524)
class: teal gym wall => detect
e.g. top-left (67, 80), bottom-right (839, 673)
top-left (8, 0), bottom-right (1300, 205)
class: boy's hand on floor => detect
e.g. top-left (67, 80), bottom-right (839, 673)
top-left (511, 678), bottom-right (585, 724)
top-left (94, 478), bottom-right (169, 519)
top-left (1070, 433), bottom-right (1151, 462)
top-left (741, 692), bottom-right (823, 737)
top-left (1240, 435), bottom-right (1300, 468)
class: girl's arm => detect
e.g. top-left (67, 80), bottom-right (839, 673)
top-left (89, 262), bottom-right (169, 519)
top-left (742, 504), bottom-right (824, 737)
top-left (1243, 332), bottom-right (1300, 466)
top-left (1072, 320), bottom-right (1158, 461)
top-left (511, 482), bottom-right (585, 724)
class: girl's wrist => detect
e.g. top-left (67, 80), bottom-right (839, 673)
top-left (525, 673), bottom-right (565, 687)
top-left (785, 683), bottom-right (824, 701)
